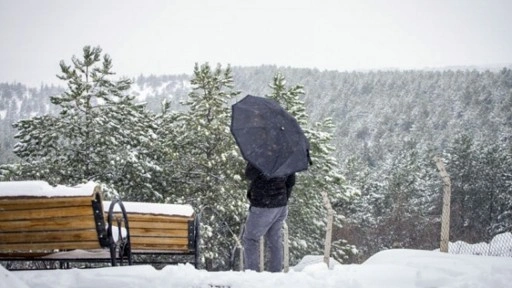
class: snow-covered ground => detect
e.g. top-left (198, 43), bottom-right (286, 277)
top-left (3, 249), bottom-right (512, 288)
top-left (2, 181), bottom-right (512, 287)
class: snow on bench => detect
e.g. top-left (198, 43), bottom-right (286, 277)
top-left (0, 181), bottom-right (98, 198)
top-left (104, 201), bottom-right (194, 218)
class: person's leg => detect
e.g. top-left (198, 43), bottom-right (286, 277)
top-left (265, 206), bottom-right (288, 272)
top-left (243, 207), bottom-right (277, 271)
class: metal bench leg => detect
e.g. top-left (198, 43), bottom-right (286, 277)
top-left (107, 197), bottom-right (132, 266)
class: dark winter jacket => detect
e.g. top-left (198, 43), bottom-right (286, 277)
top-left (245, 163), bottom-right (295, 208)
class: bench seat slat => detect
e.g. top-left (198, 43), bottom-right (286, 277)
top-left (0, 241), bottom-right (102, 252)
top-left (0, 197), bottom-right (95, 211)
top-left (130, 243), bottom-right (190, 251)
top-left (0, 206), bottom-right (94, 221)
top-left (126, 221), bottom-right (189, 230)
top-left (129, 228), bottom-right (189, 238)
top-left (0, 230), bottom-right (100, 244)
top-left (131, 245), bottom-right (190, 252)
top-left (130, 236), bottom-right (189, 246)
top-left (0, 217), bottom-right (97, 232)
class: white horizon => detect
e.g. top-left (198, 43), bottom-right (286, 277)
top-left (1, 0), bottom-right (512, 87)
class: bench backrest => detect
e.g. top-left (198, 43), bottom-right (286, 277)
top-left (0, 181), bottom-right (108, 256)
top-left (105, 201), bottom-right (195, 252)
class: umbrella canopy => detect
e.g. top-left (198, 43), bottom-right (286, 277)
top-left (231, 95), bottom-right (310, 178)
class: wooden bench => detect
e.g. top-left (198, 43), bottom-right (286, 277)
top-left (0, 181), bottom-right (131, 269)
top-left (104, 201), bottom-right (200, 268)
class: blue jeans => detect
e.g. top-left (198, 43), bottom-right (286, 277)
top-left (243, 206), bottom-right (288, 272)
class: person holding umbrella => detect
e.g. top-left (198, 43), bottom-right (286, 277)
top-left (230, 95), bottom-right (312, 272)
top-left (242, 162), bottom-right (296, 272)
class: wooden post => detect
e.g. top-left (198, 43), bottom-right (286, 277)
top-left (259, 236), bottom-right (264, 272)
top-left (283, 222), bottom-right (289, 272)
top-left (238, 224), bottom-right (244, 271)
top-left (321, 190), bottom-right (334, 267)
top-left (434, 156), bottom-right (452, 253)
top-left (239, 246), bottom-right (244, 271)
top-left (256, 223), bottom-right (289, 272)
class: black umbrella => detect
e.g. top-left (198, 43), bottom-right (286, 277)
top-left (231, 95), bottom-right (310, 178)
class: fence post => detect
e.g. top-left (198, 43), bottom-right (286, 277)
top-left (321, 190), bottom-right (334, 267)
top-left (238, 224), bottom-right (244, 271)
top-left (254, 222), bottom-right (289, 272)
top-left (259, 236), bottom-right (264, 272)
top-left (239, 246), bottom-right (244, 271)
top-left (283, 222), bottom-right (289, 272)
top-left (434, 156), bottom-right (452, 253)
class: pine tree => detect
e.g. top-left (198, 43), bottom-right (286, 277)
top-left (447, 136), bottom-right (512, 240)
top-left (345, 141), bottom-right (441, 261)
top-left (446, 133), bottom-right (480, 242)
top-left (162, 63), bottom-right (245, 269)
top-left (11, 46), bottom-right (160, 199)
top-left (477, 143), bottom-right (512, 237)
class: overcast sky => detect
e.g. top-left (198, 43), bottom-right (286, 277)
top-left (1, 0), bottom-right (511, 87)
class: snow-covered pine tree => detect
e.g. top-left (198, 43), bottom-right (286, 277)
top-left (339, 154), bottom-right (377, 262)
top-left (267, 73), bottom-right (358, 264)
top-left (446, 133), bottom-right (481, 242)
top-left (11, 46), bottom-right (160, 199)
top-left (447, 134), bottom-right (512, 242)
top-left (379, 142), bottom-right (439, 248)
top-left (343, 140), bottom-right (441, 261)
top-left (163, 63), bottom-right (246, 270)
top-left (480, 143), bottom-right (512, 236)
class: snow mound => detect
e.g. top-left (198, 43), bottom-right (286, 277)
top-left (292, 255), bottom-right (341, 271)
top-left (0, 265), bottom-right (30, 288)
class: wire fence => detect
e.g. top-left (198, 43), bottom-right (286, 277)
top-left (443, 232), bottom-right (512, 257)
top-left (434, 158), bottom-right (512, 258)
